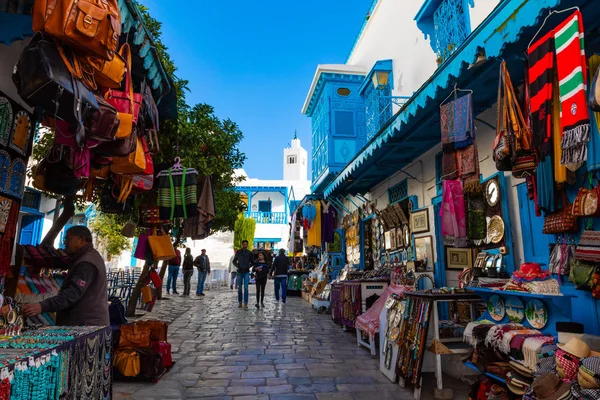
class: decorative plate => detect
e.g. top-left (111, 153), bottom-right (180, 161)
top-left (0, 97), bottom-right (13, 147)
top-left (525, 299), bottom-right (548, 329)
top-left (0, 196), bottom-right (13, 233)
top-left (505, 297), bottom-right (525, 323)
top-left (487, 295), bottom-right (505, 321)
top-left (487, 215), bottom-right (505, 244)
top-left (10, 110), bottom-right (32, 157)
top-left (389, 326), bottom-right (401, 341)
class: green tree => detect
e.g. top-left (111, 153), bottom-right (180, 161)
top-left (88, 213), bottom-right (131, 260)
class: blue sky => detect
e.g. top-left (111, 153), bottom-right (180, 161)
top-left (140, 0), bottom-right (369, 179)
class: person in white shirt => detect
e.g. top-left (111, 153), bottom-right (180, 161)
top-left (228, 253), bottom-right (237, 290)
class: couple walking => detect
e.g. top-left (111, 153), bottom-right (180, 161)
top-left (231, 240), bottom-right (289, 309)
top-left (166, 248), bottom-right (210, 296)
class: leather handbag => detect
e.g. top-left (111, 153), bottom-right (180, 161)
top-left (106, 44), bottom-right (142, 125)
top-left (572, 174), bottom-right (600, 217)
top-left (94, 126), bottom-right (136, 157)
top-left (141, 286), bottom-right (152, 303)
top-left (590, 63), bottom-right (600, 112)
top-left (141, 82), bottom-right (159, 133)
top-left (114, 112), bottom-right (133, 139)
top-left (147, 226), bottom-right (176, 261)
top-left (136, 348), bottom-right (165, 379)
top-left (574, 230), bottom-right (600, 262)
top-left (32, 0), bottom-right (121, 61)
top-left (149, 270), bottom-right (162, 289)
top-left (134, 233), bottom-right (150, 260)
top-left (493, 62), bottom-right (514, 171)
top-left (150, 341), bottom-right (173, 368)
top-left (119, 324), bottom-right (151, 348)
top-left (110, 137), bottom-right (146, 174)
top-left (85, 94), bottom-right (120, 142)
top-left (121, 221), bottom-right (136, 238)
top-left (13, 33), bottom-right (99, 128)
top-left (569, 258), bottom-right (596, 290)
top-left (88, 44), bottom-right (126, 89)
top-left (99, 183), bottom-right (134, 214)
top-left (542, 195), bottom-right (578, 234)
top-left (33, 158), bottom-right (79, 195)
top-left (136, 320), bottom-right (168, 342)
top-left (113, 348), bottom-right (140, 377)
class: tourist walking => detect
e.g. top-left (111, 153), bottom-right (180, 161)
top-left (228, 253), bottom-right (237, 290)
top-left (166, 248), bottom-right (181, 295)
top-left (253, 252), bottom-right (269, 308)
top-left (194, 249), bottom-right (211, 296)
top-left (233, 240), bottom-right (253, 308)
top-left (181, 248), bottom-right (194, 296)
top-left (270, 249), bottom-right (290, 304)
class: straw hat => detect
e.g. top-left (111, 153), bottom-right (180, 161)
top-left (532, 373), bottom-right (571, 400)
top-left (509, 360), bottom-right (534, 379)
top-left (506, 371), bottom-right (531, 395)
top-left (558, 338), bottom-right (590, 359)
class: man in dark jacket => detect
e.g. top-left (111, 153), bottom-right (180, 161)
top-left (193, 249), bottom-right (211, 296)
top-left (22, 226), bottom-right (109, 326)
top-left (233, 240), bottom-right (253, 308)
top-left (270, 249), bottom-right (290, 304)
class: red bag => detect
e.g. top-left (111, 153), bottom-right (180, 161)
top-left (105, 44), bottom-right (142, 125)
top-left (150, 270), bottom-right (162, 288)
top-left (150, 341), bottom-right (172, 368)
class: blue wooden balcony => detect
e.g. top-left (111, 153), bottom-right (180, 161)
top-left (245, 212), bottom-right (287, 224)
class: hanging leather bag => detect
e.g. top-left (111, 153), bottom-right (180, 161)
top-left (94, 125), bottom-right (137, 156)
top-left (86, 94), bottom-right (120, 141)
top-left (106, 44), bottom-right (142, 125)
top-left (119, 324), bottom-right (151, 348)
top-left (140, 81), bottom-right (159, 133)
top-left (12, 33), bottom-right (99, 128)
top-left (110, 137), bottom-right (146, 174)
top-left (493, 62), bottom-right (514, 171)
top-left (542, 194), bottom-right (578, 234)
top-left (147, 226), bottom-right (176, 261)
top-left (32, 0), bottom-right (121, 61)
top-left (572, 174), bottom-right (600, 217)
top-left (88, 44), bottom-right (127, 89)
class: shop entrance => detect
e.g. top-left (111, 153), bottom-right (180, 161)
top-left (18, 214), bottom-right (43, 246)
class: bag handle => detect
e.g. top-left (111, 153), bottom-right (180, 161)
top-left (121, 43), bottom-right (135, 116)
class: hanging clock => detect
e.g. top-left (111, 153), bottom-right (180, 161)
top-left (10, 111), bottom-right (32, 157)
top-left (485, 178), bottom-right (500, 207)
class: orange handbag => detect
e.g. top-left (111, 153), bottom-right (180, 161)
top-left (136, 320), bottom-right (168, 342)
top-left (115, 112), bottom-right (133, 139)
top-left (147, 227), bottom-right (176, 261)
top-left (88, 44), bottom-right (127, 89)
top-left (33, 0), bottom-right (121, 61)
top-left (141, 286), bottom-right (153, 304)
top-left (110, 137), bottom-right (146, 175)
top-left (119, 324), bottom-right (151, 348)
top-left (113, 348), bottom-right (140, 377)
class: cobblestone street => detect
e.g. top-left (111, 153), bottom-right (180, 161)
top-left (113, 284), bottom-right (467, 400)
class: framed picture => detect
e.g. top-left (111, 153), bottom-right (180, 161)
top-left (384, 231), bottom-right (392, 250)
top-left (410, 208), bottom-right (429, 234)
top-left (390, 229), bottom-right (397, 250)
top-left (414, 236), bottom-right (434, 271)
top-left (446, 247), bottom-right (473, 270)
top-left (396, 227), bottom-right (404, 248)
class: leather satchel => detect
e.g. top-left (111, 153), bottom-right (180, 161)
top-left (110, 137), bottom-right (146, 174)
top-left (94, 126), bottom-right (136, 157)
top-left (13, 33), bottom-right (99, 128)
top-left (113, 348), bottom-right (140, 377)
top-left (32, 0), bottom-right (121, 61)
top-left (86, 94), bottom-right (120, 142)
top-left (88, 44), bottom-right (126, 89)
top-left (542, 195), bottom-right (578, 234)
top-left (106, 44), bottom-right (142, 125)
top-left (147, 226), bottom-right (176, 261)
top-left (136, 320), bottom-right (168, 342)
top-left (119, 324), bottom-right (151, 348)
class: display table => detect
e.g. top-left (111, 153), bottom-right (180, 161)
top-left (0, 326), bottom-right (112, 399)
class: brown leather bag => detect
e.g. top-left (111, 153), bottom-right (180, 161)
top-left (88, 44), bottom-right (126, 89)
top-left (85, 94), bottom-right (120, 142)
top-left (119, 324), bottom-right (151, 348)
top-left (110, 137), bottom-right (146, 174)
top-left (33, 0), bottom-right (121, 61)
top-left (135, 320), bottom-right (168, 342)
top-left (94, 126), bottom-right (136, 157)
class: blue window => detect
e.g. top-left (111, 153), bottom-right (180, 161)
top-left (258, 201), bottom-right (272, 213)
top-left (388, 179), bottom-right (408, 205)
top-left (22, 189), bottom-right (41, 211)
top-left (335, 111), bottom-right (354, 136)
top-left (433, 0), bottom-right (471, 63)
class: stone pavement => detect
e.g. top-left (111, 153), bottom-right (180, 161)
top-left (113, 284), bottom-right (469, 400)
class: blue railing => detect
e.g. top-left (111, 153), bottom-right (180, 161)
top-left (245, 212), bottom-right (287, 224)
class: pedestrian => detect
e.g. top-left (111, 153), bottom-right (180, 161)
top-left (22, 226), bottom-right (109, 326)
top-left (166, 248), bottom-right (181, 295)
top-left (270, 248), bottom-right (290, 304)
top-left (253, 252), bottom-right (269, 308)
top-left (233, 240), bottom-right (253, 309)
top-left (181, 248), bottom-right (194, 296)
top-left (193, 249), bottom-right (211, 296)
top-left (228, 252), bottom-right (237, 290)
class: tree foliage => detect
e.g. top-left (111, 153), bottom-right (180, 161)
top-left (88, 213), bottom-right (131, 259)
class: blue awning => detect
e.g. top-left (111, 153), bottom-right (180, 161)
top-left (323, 0), bottom-right (600, 198)
top-left (0, 12), bottom-right (32, 46)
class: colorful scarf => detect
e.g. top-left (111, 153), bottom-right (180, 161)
top-left (528, 30), bottom-right (555, 155)
top-left (440, 93), bottom-right (474, 151)
top-left (441, 180), bottom-right (467, 247)
top-left (523, 336), bottom-right (555, 370)
top-left (442, 151), bottom-right (458, 180)
top-left (555, 11), bottom-right (590, 170)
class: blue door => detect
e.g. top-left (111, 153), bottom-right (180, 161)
top-left (517, 183), bottom-right (553, 266)
top-left (19, 214), bottom-right (42, 246)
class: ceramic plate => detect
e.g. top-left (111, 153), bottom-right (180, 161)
top-left (487, 295), bottom-right (505, 321)
top-left (505, 297), bottom-right (524, 323)
top-left (525, 299), bottom-right (548, 329)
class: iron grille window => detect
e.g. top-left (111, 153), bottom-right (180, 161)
top-left (388, 179), bottom-right (408, 205)
top-left (435, 152), bottom-right (443, 195)
top-left (364, 81), bottom-right (392, 141)
top-left (433, 0), bottom-right (470, 64)
top-left (22, 190), bottom-right (41, 210)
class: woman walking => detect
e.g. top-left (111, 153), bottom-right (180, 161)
top-left (253, 252), bottom-right (269, 308)
top-left (181, 248), bottom-right (194, 296)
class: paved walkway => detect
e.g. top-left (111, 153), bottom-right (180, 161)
top-left (113, 284), bottom-right (468, 400)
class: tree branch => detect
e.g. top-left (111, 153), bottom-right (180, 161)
top-left (41, 195), bottom-right (76, 247)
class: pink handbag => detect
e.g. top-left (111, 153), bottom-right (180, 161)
top-left (70, 147), bottom-right (90, 179)
top-left (134, 233), bottom-right (150, 260)
top-left (105, 44), bottom-right (142, 125)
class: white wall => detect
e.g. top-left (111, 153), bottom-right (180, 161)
top-left (249, 192), bottom-right (285, 213)
top-left (470, 0), bottom-right (501, 32)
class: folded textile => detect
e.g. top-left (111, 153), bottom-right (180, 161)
top-left (523, 336), bottom-right (556, 370)
top-left (510, 333), bottom-right (544, 360)
top-left (473, 324), bottom-right (496, 347)
top-left (486, 324), bottom-right (526, 350)
top-left (463, 320), bottom-right (494, 346)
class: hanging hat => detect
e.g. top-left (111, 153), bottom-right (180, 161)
top-left (532, 373), bottom-right (571, 400)
top-left (512, 262), bottom-right (551, 282)
top-left (558, 338), bottom-right (591, 359)
top-left (579, 357), bottom-right (600, 389)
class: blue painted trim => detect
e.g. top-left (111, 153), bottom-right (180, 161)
top-left (131, 237), bottom-right (138, 267)
top-left (433, 200), bottom-right (447, 289)
top-left (345, 0), bottom-right (381, 63)
top-left (235, 186), bottom-right (288, 193)
top-left (254, 238), bottom-right (282, 242)
top-left (305, 73), bottom-right (366, 117)
top-left (19, 207), bottom-right (44, 216)
top-left (0, 12), bottom-right (32, 46)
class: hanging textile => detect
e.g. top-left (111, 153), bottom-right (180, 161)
top-left (555, 10), bottom-right (590, 170)
top-left (440, 93), bottom-right (474, 151)
top-left (587, 55), bottom-right (600, 172)
top-left (552, 74), bottom-right (568, 184)
top-left (183, 176), bottom-right (216, 240)
top-left (307, 200), bottom-right (322, 247)
top-left (536, 153), bottom-right (556, 214)
top-left (321, 201), bottom-right (335, 243)
top-left (466, 189), bottom-right (486, 243)
top-left (528, 30), bottom-right (555, 155)
top-left (157, 167), bottom-right (198, 221)
top-left (441, 180), bottom-right (467, 247)
top-left (441, 151), bottom-right (458, 181)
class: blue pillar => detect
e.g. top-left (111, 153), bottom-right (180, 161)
top-left (247, 191), bottom-right (253, 216)
top-left (284, 188), bottom-right (289, 220)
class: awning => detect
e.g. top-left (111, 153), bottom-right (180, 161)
top-left (323, 0), bottom-right (600, 198)
top-left (0, 13), bottom-right (32, 46)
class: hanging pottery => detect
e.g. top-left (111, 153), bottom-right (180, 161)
top-left (487, 295), bottom-right (505, 321)
top-left (525, 299), bottom-right (548, 329)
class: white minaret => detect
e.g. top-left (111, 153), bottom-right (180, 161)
top-left (283, 131), bottom-right (308, 181)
